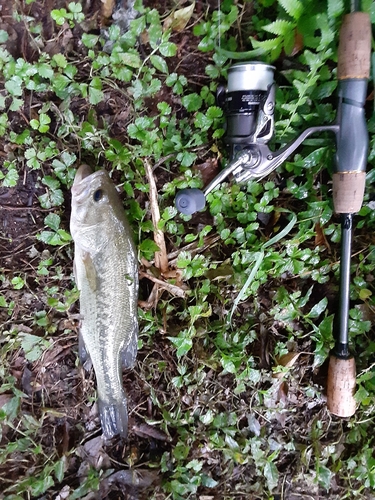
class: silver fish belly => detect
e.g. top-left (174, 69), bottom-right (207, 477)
top-left (70, 165), bottom-right (138, 439)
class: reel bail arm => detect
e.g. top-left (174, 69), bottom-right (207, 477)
top-left (175, 124), bottom-right (339, 216)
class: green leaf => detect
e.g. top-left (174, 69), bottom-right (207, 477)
top-left (355, 384), bottom-right (370, 404)
top-left (307, 297), bottom-right (328, 319)
top-left (82, 33), bottom-right (99, 48)
top-left (194, 112), bottom-right (212, 131)
top-left (173, 442), bottom-right (190, 460)
top-left (176, 151), bottom-right (197, 167)
top-left (68, 2), bottom-right (82, 14)
top-left (317, 464), bottom-right (333, 491)
top-left (11, 277), bottom-right (25, 289)
top-left (37, 63), bottom-right (54, 79)
top-left (264, 461), bottom-right (279, 491)
top-left (50, 189), bottom-right (64, 206)
top-left (120, 52), bottom-right (142, 68)
top-left (20, 333), bottom-right (50, 362)
top-left (263, 19), bottom-right (295, 36)
top-left (158, 41), bottom-right (177, 57)
top-left (157, 101), bottom-right (171, 114)
top-left (220, 357), bottom-right (237, 374)
top-left (182, 93), bottom-right (203, 112)
top-left (201, 475), bottom-right (218, 488)
top-left (51, 8), bottom-right (68, 25)
top-left (53, 53), bottom-right (68, 68)
top-left (168, 336), bottom-right (193, 357)
top-left (44, 213), bottom-right (61, 232)
top-left (251, 36), bottom-right (283, 53)
top-left (30, 119), bottom-right (39, 130)
top-left (38, 113), bottom-right (51, 133)
top-left (150, 54), bottom-right (169, 73)
top-left (278, 0), bottom-right (303, 20)
top-left (328, 0), bottom-right (344, 18)
top-left (54, 456), bottom-right (66, 482)
top-left (30, 475), bottom-right (55, 496)
top-left (0, 30), bottom-right (9, 43)
top-left (5, 76), bottom-right (23, 97)
top-left (89, 86), bottom-right (104, 105)
top-left (10, 98), bottom-right (24, 111)
top-left (206, 106), bottom-right (223, 119)
top-left (139, 239), bottom-right (160, 259)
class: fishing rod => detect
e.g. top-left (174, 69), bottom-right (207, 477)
top-left (175, 8), bottom-right (371, 416)
top-left (327, 5), bottom-right (371, 417)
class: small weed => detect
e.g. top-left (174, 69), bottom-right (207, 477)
top-left (0, 0), bottom-right (374, 498)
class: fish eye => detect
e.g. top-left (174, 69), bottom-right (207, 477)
top-left (93, 189), bottom-right (103, 202)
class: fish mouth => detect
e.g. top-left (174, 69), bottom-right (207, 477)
top-left (74, 164), bottom-right (93, 185)
top-left (72, 165), bottom-right (106, 203)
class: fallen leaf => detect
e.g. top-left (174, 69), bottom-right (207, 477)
top-left (76, 436), bottom-right (111, 469)
top-left (290, 30), bottom-right (304, 56)
top-left (247, 414), bottom-right (261, 436)
top-left (163, 3), bottom-right (195, 32)
top-left (277, 351), bottom-right (302, 368)
top-left (194, 157), bottom-right (219, 186)
top-left (315, 222), bottom-right (331, 250)
top-left (273, 351), bottom-right (304, 379)
top-left (132, 422), bottom-right (170, 441)
top-left (99, 469), bottom-right (160, 497)
top-left (101, 0), bottom-right (115, 19)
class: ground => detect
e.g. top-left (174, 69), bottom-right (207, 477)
top-left (1, 1), bottom-right (375, 499)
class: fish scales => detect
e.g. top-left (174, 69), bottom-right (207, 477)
top-left (70, 165), bottom-right (138, 440)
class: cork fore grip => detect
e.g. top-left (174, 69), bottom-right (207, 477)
top-left (327, 355), bottom-right (357, 417)
top-left (332, 171), bottom-right (366, 213)
top-left (337, 12), bottom-right (371, 80)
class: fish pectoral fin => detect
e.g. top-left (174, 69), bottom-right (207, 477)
top-left (78, 331), bottom-right (92, 369)
top-left (82, 251), bottom-right (97, 291)
top-left (121, 320), bottom-right (139, 369)
top-left (98, 395), bottom-right (129, 440)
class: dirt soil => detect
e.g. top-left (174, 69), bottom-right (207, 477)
top-left (1, 1), bottom-right (374, 500)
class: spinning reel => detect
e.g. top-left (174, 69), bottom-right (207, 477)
top-left (175, 61), bottom-right (366, 217)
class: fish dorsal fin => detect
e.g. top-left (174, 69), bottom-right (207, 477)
top-left (83, 251), bottom-right (97, 292)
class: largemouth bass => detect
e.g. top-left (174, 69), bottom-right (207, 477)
top-left (70, 164), bottom-right (138, 439)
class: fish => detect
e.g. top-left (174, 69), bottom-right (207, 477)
top-left (70, 164), bottom-right (138, 440)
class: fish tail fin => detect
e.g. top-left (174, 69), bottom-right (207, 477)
top-left (97, 394), bottom-right (129, 440)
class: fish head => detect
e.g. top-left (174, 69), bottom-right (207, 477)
top-left (71, 165), bottom-right (125, 230)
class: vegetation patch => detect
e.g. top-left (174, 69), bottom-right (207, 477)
top-left (0, 0), bottom-right (375, 498)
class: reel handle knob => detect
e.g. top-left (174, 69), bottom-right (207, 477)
top-left (175, 189), bottom-right (206, 215)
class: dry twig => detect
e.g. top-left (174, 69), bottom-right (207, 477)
top-left (144, 159), bottom-right (169, 273)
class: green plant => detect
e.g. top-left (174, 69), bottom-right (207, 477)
top-left (0, 0), bottom-right (375, 498)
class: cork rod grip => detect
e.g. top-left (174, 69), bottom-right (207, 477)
top-left (337, 12), bottom-right (371, 80)
top-left (327, 356), bottom-right (357, 417)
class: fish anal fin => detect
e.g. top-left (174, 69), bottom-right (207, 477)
top-left (121, 320), bottom-right (138, 369)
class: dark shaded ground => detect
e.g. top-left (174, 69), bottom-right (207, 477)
top-left (0, 1), bottom-right (375, 500)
